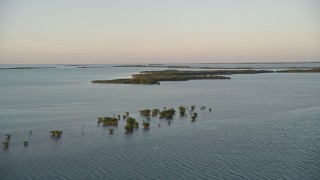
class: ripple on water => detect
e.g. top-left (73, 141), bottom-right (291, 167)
top-left (1, 71), bottom-right (320, 180)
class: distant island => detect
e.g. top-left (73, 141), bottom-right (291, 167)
top-left (114, 64), bottom-right (320, 70)
top-left (91, 69), bottom-right (272, 85)
top-left (92, 68), bottom-right (320, 85)
top-left (114, 65), bottom-right (192, 69)
top-left (0, 67), bottom-right (56, 70)
top-left (276, 67), bottom-right (320, 73)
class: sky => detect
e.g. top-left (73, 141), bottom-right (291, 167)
top-left (0, 0), bottom-right (319, 64)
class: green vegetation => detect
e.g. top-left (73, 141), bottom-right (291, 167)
top-left (139, 109), bottom-right (151, 116)
top-left (50, 130), bottom-right (63, 137)
top-left (92, 70), bottom-right (232, 85)
top-left (179, 106), bottom-right (186, 116)
top-left (98, 117), bottom-right (118, 126)
top-left (124, 117), bottom-right (138, 132)
top-left (159, 108), bottom-right (176, 119)
top-left (5, 104), bottom-right (218, 150)
top-left (92, 67), bottom-right (320, 85)
top-left (152, 109), bottom-right (160, 116)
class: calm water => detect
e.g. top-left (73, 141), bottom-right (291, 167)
top-left (1, 64), bottom-right (320, 179)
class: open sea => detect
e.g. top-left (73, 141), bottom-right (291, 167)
top-left (0, 63), bottom-right (320, 179)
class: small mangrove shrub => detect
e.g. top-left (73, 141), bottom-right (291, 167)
top-left (159, 108), bottom-right (176, 119)
top-left (99, 117), bottom-right (118, 126)
top-left (139, 109), bottom-right (151, 116)
top-left (193, 112), bottom-right (198, 117)
top-left (179, 106), bottom-right (186, 116)
top-left (143, 122), bottom-right (150, 129)
top-left (50, 130), bottom-right (63, 137)
top-left (124, 117), bottom-right (137, 132)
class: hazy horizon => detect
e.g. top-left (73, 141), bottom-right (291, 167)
top-left (1, 0), bottom-right (319, 64)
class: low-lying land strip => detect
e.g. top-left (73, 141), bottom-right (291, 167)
top-left (92, 68), bottom-right (320, 85)
top-left (92, 69), bottom-right (273, 85)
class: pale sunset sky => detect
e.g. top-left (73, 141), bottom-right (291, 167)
top-left (0, 0), bottom-right (319, 64)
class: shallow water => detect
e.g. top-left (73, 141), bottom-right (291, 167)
top-left (0, 64), bottom-right (320, 179)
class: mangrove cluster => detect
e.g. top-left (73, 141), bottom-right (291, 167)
top-left (124, 117), bottom-right (139, 132)
top-left (159, 108), bottom-right (176, 119)
top-left (94, 105), bottom-right (211, 135)
top-left (97, 117), bottom-right (119, 126)
top-left (3, 105), bottom-right (215, 150)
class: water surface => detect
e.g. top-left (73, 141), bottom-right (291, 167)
top-left (0, 64), bottom-right (319, 179)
